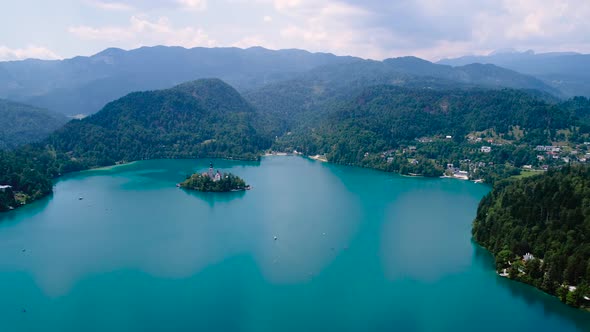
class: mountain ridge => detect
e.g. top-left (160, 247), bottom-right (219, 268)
top-left (439, 51), bottom-right (590, 97)
top-left (0, 46), bottom-right (563, 116)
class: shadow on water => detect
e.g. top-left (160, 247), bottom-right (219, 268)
top-left (472, 242), bottom-right (590, 331)
top-left (471, 240), bottom-right (497, 271)
top-left (0, 193), bottom-right (54, 227)
top-left (181, 188), bottom-right (247, 206)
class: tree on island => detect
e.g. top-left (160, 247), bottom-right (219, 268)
top-left (180, 163), bottom-right (249, 192)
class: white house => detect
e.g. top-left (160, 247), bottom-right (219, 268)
top-left (0, 185), bottom-right (12, 192)
top-left (523, 252), bottom-right (534, 262)
top-left (480, 146), bottom-right (492, 153)
top-left (453, 170), bottom-right (469, 180)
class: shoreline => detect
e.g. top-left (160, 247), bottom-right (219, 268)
top-left (495, 266), bottom-right (590, 312)
top-left (85, 161), bottom-right (138, 172)
top-left (308, 154), bottom-right (328, 162)
top-left (401, 173), bottom-right (424, 178)
top-left (474, 240), bottom-right (590, 312)
top-left (2, 154), bottom-right (489, 214)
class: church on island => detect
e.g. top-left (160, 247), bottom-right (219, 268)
top-left (204, 163), bottom-right (222, 182)
top-left (179, 162), bottom-right (249, 192)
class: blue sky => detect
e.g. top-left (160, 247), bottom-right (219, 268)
top-left (1, 0), bottom-right (589, 61)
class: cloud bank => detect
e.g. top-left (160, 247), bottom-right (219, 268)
top-left (2, 0), bottom-right (589, 61)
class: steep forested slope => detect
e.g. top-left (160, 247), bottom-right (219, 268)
top-left (0, 99), bottom-right (67, 149)
top-left (472, 166), bottom-right (590, 307)
top-left (47, 79), bottom-right (269, 165)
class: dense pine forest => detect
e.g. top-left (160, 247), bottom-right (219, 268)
top-left (473, 166), bottom-right (590, 307)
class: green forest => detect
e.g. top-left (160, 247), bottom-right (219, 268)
top-left (0, 99), bottom-right (67, 149)
top-left (473, 166), bottom-right (590, 307)
top-left (270, 87), bottom-right (590, 182)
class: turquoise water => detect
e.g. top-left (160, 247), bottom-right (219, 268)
top-left (0, 156), bottom-right (589, 331)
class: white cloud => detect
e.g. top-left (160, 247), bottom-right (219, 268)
top-left (269, 0), bottom-right (590, 60)
top-left (10, 0), bottom-right (590, 61)
top-left (275, 1), bottom-right (383, 58)
top-left (88, 1), bottom-right (135, 11)
top-left (177, 0), bottom-right (207, 11)
top-left (273, 0), bottom-right (301, 10)
top-left (0, 45), bottom-right (61, 61)
top-left (85, 0), bottom-right (208, 11)
top-left (68, 15), bottom-right (216, 48)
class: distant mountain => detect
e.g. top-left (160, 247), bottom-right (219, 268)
top-left (384, 57), bottom-right (559, 95)
top-left (0, 46), bottom-right (359, 116)
top-left (0, 99), bottom-right (67, 149)
top-left (246, 57), bottom-right (560, 134)
top-left (0, 46), bottom-right (563, 116)
top-left (439, 50), bottom-right (590, 97)
top-left (45, 78), bottom-right (269, 166)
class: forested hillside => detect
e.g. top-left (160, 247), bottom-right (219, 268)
top-left (0, 99), bottom-right (67, 149)
top-left (47, 79), bottom-right (269, 165)
top-left (472, 166), bottom-right (590, 307)
top-left (0, 79), bottom-right (270, 210)
top-left (271, 86), bottom-right (585, 180)
top-left (245, 58), bottom-right (561, 137)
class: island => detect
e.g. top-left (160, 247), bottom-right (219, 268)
top-left (179, 163), bottom-right (250, 192)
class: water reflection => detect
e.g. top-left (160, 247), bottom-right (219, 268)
top-left (1, 157), bottom-right (590, 332)
top-left (0, 193), bottom-right (54, 227)
top-left (181, 188), bottom-right (247, 206)
top-left (470, 241), bottom-right (496, 271)
top-left (471, 244), bottom-right (590, 331)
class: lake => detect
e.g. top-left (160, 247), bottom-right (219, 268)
top-left (0, 156), bottom-right (589, 331)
